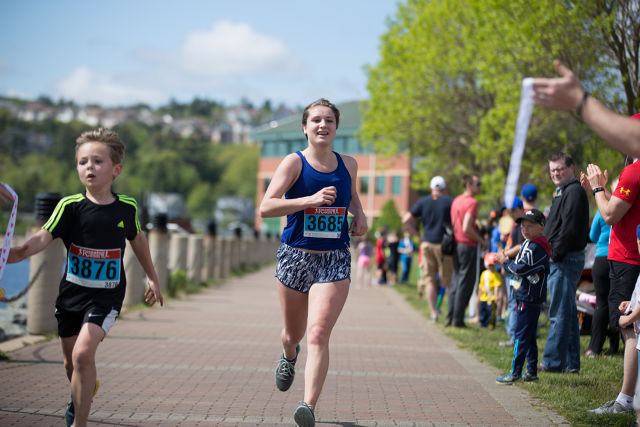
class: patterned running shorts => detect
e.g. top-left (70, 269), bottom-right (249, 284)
top-left (275, 243), bottom-right (351, 293)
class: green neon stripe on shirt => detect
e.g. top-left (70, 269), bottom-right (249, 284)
top-left (117, 194), bottom-right (141, 233)
top-left (42, 193), bottom-right (85, 231)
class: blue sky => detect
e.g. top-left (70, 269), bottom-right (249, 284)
top-left (0, 1), bottom-right (400, 108)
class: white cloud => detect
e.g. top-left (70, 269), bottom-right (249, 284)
top-left (180, 20), bottom-right (303, 77)
top-left (52, 67), bottom-right (166, 106)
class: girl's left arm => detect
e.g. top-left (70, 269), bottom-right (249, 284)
top-left (344, 155), bottom-right (367, 236)
top-left (130, 232), bottom-right (164, 307)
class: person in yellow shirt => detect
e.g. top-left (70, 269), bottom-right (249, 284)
top-left (477, 252), bottom-right (501, 328)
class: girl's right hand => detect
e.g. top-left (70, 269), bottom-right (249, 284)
top-left (619, 301), bottom-right (630, 313)
top-left (307, 186), bottom-right (336, 207)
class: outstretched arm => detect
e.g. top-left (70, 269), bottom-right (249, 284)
top-left (533, 60), bottom-right (640, 158)
top-left (130, 232), bottom-right (164, 307)
top-left (8, 229), bottom-right (53, 263)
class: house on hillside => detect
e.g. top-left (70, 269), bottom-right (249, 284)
top-left (250, 100), bottom-right (417, 236)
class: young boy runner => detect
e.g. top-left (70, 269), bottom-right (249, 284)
top-left (495, 209), bottom-right (551, 384)
top-left (8, 128), bottom-right (164, 427)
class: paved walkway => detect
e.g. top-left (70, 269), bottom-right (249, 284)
top-left (0, 266), bottom-right (565, 426)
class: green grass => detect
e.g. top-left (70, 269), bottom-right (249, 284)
top-left (392, 279), bottom-right (635, 426)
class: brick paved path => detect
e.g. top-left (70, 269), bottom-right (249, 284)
top-left (0, 266), bottom-right (565, 426)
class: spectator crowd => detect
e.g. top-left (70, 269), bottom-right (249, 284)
top-left (351, 59), bottom-right (640, 420)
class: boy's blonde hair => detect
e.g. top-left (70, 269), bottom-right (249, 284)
top-left (75, 128), bottom-right (125, 164)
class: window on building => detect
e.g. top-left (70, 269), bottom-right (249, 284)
top-left (262, 141), bottom-right (277, 157)
top-left (345, 137), bottom-right (360, 154)
top-left (391, 176), bottom-right (402, 195)
top-left (360, 176), bottom-right (369, 194)
top-left (292, 140), bottom-right (307, 153)
top-left (375, 176), bottom-right (385, 195)
top-left (333, 137), bottom-right (345, 153)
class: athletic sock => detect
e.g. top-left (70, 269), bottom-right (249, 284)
top-left (616, 392), bottom-right (633, 408)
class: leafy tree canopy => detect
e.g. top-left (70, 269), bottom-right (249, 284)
top-left (362, 0), bottom-right (633, 210)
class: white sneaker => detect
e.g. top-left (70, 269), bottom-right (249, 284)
top-left (588, 399), bottom-right (634, 414)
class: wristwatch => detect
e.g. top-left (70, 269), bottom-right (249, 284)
top-left (592, 187), bottom-right (605, 196)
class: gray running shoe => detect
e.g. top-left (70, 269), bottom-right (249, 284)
top-left (496, 372), bottom-right (521, 384)
top-left (275, 344), bottom-right (300, 391)
top-left (294, 401), bottom-right (315, 427)
top-left (64, 394), bottom-right (74, 427)
top-left (65, 378), bottom-right (98, 427)
top-left (588, 399), bottom-right (634, 414)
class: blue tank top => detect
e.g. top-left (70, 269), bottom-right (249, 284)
top-left (280, 151), bottom-right (352, 250)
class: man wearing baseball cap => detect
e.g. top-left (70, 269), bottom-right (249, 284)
top-left (403, 175), bottom-right (453, 322)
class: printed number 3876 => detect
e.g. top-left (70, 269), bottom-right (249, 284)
top-left (69, 256), bottom-right (118, 279)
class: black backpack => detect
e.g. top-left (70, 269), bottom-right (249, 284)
top-left (441, 224), bottom-right (455, 255)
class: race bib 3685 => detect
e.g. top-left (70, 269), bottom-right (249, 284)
top-left (303, 207), bottom-right (346, 239)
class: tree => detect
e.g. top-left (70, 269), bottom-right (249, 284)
top-left (362, 0), bottom-right (626, 207)
top-left (212, 145), bottom-right (259, 200)
top-left (373, 199), bottom-right (403, 233)
top-left (591, 0), bottom-right (640, 114)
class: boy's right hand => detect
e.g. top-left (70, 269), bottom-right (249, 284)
top-left (7, 247), bottom-right (25, 264)
top-left (0, 185), bottom-right (15, 203)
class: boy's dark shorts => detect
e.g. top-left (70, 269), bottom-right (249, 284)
top-left (608, 260), bottom-right (640, 330)
top-left (55, 305), bottom-right (120, 338)
top-left (275, 243), bottom-right (351, 293)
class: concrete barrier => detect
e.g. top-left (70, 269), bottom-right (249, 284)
top-left (26, 236), bottom-right (65, 335)
top-left (187, 235), bottom-right (204, 284)
top-left (148, 230), bottom-right (169, 293)
top-left (169, 234), bottom-right (188, 272)
top-left (203, 234), bottom-right (216, 282)
top-left (123, 239), bottom-right (144, 307)
top-left (220, 239), bottom-right (230, 278)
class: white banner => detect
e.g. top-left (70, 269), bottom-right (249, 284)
top-left (504, 77), bottom-right (534, 209)
top-left (0, 183), bottom-right (18, 283)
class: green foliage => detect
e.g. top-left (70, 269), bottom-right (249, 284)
top-left (373, 199), bottom-right (403, 233)
top-left (213, 145), bottom-right (260, 199)
top-left (167, 270), bottom-right (203, 297)
top-left (363, 0), bottom-right (626, 209)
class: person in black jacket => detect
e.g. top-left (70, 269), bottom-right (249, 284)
top-left (495, 209), bottom-right (551, 384)
top-left (540, 152), bottom-right (589, 374)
